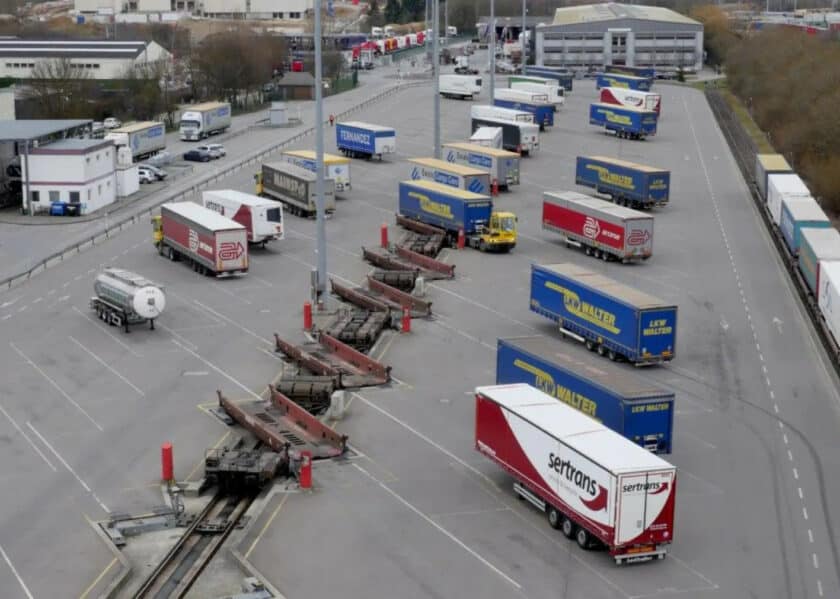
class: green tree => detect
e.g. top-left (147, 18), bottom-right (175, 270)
top-left (384, 0), bottom-right (402, 24)
top-left (367, 0), bottom-right (384, 28)
top-left (26, 58), bottom-right (94, 119)
top-left (401, 0), bottom-right (425, 22)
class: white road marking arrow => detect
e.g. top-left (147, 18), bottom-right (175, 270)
top-left (773, 317), bottom-right (784, 334)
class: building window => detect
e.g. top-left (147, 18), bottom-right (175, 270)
top-left (30, 190), bottom-right (39, 203)
top-left (86, 157), bottom-right (90, 163)
top-left (49, 191), bottom-right (59, 202)
top-left (87, 190), bottom-right (91, 202)
top-left (94, 64), bottom-right (100, 69)
top-left (98, 184), bottom-right (102, 195)
top-left (69, 191), bottom-right (80, 204)
top-left (290, 11), bottom-right (301, 18)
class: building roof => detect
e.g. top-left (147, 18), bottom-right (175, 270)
top-left (30, 138), bottom-right (113, 155)
top-left (0, 40), bottom-right (155, 60)
top-left (276, 71), bottom-right (315, 86)
top-left (0, 119), bottom-right (92, 141)
top-left (477, 16), bottom-right (551, 28)
top-left (550, 3), bottom-right (700, 27)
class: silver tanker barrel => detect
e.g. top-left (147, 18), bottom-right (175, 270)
top-left (90, 268), bottom-right (166, 332)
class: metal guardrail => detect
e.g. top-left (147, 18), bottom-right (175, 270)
top-left (705, 88), bottom-right (840, 373)
top-left (0, 80), bottom-right (426, 292)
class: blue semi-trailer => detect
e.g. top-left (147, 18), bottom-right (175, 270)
top-left (575, 155), bottom-right (670, 208)
top-left (335, 121), bottom-right (396, 160)
top-left (496, 336), bottom-right (674, 453)
top-left (529, 263), bottom-right (677, 365)
top-left (589, 103), bottom-right (658, 140)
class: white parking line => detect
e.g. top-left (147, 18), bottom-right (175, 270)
top-left (428, 284), bottom-right (537, 332)
top-left (172, 339), bottom-right (262, 401)
top-left (0, 401), bottom-right (57, 471)
top-left (72, 306), bottom-right (143, 357)
top-left (69, 336), bottom-right (145, 396)
top-left (353, 463), bottom-right (522, 590)
top-left (0, 544), bottom-right (34, 599)
top-left (10, 342), bottom-right (103, 431)
top-left (26, 422), bottom-right (109, 513)
top-left (193, 299), bottom-right (273, 346)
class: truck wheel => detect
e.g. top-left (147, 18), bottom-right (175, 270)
top-left (167, 247), bottom-right (175, 261)
top-left (479, 240), bottom-right (487, 252)
top-left (547, 507), bottom-right (562, 530)
top-left (585, 246), bottom-right (592, 256)
top-left (597, 344), bottom-right (606, 356)
top-left (561, 516), bottom-right (575, 539)
top-left (585, 340), bottom-right (595, 351)
top-left (576, 528), bottom-right (590, 550)
top-left (601, 251), bottom-right (609, 262)
top-left (608, 350), bottom-right (618, 361)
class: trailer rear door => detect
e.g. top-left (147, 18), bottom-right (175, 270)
top-left (216, 229), bottom-right (248, 272)
top-left (615, 469), bottom-right (676, 546)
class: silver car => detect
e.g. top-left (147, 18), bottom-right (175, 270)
top-left (196, 144), bottom-right (223, 159)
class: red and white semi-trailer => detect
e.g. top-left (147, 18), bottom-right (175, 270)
top-left (202, 189), bottom-right (284, 247)
top-left (154, 202), bottom-right (249, 277)
top-left (600, 87), bottom-right (662, 115)
top-left (475, 383), bottom-right (676, 564)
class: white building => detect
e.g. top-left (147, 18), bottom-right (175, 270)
top-left (0, 40), bottom-right (172, 81)
top-left (75, 0), bottom-right (312, 19)
top-left (535, 3), bottom-right (704, 73)
top-left (23, 139), bottom-right (118, 215)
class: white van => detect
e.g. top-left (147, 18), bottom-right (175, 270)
top-left (440, 74), bottom-right (482, 100)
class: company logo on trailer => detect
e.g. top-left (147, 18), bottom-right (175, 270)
top-left (205, 200), bottom-right (225, 215)
top-left (411, 167), bottom-right (420, 180)
top-left (446, 151), bottom-right (456, 163)
top-left (468, 178), bottom-right (484, 193)
top-left (219, 241), bottom-right (245, 261)
top-left (627, 229), bottom-right (650, 246)
top-left (548, 453), bottom-right (608, 511)
top-left (340, 130), bottom-right (371, 145)
top-left (189, 229), bottom-right (199, 252)
top-left (582, 217), bottom-right (600, 240)
top-left (544, 281), bottom-right (620, 334)
top-left (623, 480), bottom-right (669, 495)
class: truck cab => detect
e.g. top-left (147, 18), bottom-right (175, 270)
top-left (254, 172), bottom-right (264, 195)
top-left (479, 211), bottom-right (517, 252)
top-left (151, 215), bottom-right (163, 246)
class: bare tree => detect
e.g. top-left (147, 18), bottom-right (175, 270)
top-left (26, 58), bottom-right (94, 119)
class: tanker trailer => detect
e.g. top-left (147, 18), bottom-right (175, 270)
top-left (89, 268), bottom-right (166, 332)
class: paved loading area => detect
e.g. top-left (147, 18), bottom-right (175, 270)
top-left (0, 72), bottom-right (839, 598)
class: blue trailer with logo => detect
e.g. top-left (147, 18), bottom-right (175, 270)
top-left (496, 336), bottom-right (674, 453)
top-left (576, 155), bottom-right (670, 208)
top-left (596, 72), bottom-right (653, 91)
top-left (408, 157), bottom-right (491, 195)
top-left (590, 103), bottom-right (657, 140)
top-left (336, 121), bottom-right (396, 160)
top-left (529, 263), bottom-right (677, 365)
top-left (523, 66), bottom-right (574, 92)
top-left (442, 142), bottom-right (520, 189)
top-left (605, 65), bottom-right (657, 80)
top-left (492, 89), bottom-right (554, 130)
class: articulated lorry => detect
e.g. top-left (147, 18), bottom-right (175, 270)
top-left (202, 189), bottom-right (284, 246)
top-left (90, 268), bottom-right (166, 333)
top-left (475, 383), bottom-right (676, 564)
top-left (496, 336), bottom-right (674, 453)
top-left (493, 88), bottom-right (554, 129)
top-left (575, 155), bottom-right (670, 208)
top-left (590, 103), bottom-right (657, 140)
top-left (152, 202), bottom-right (248, 277)
top-left (408, 157), bottom-right (491, 195)
top-left (105, 121), bottom-right (166, 161)
top-left (470, 116), bottom-right (539, 155)
top-left (522, 66), bottom-right (574, 91)
top-left (596, 72), bottom-right (653, 92)
top-left (600, 88), bottom-right (661, 115)
top-left (542, 191), bottom-right (654, 262)
top-left (255, 162), bottom-right (335, 217)
top-left (440, 74), bottom-right (482, 99)
top-left (179, 102), bottom-right (232, 141)
top-left (281, 150), bottom-right (352, 193)
top-left (510, 80), bottom-right (564, 111)
top-left (469, 127), bottom-right (503, 149)
top-left (529, 263), bottom-right (677, 364)
top-left (443, 142), bottom-right (520, 188)
top-left (336, 121), bottom-right (396, 160)
top-left (398, 180), bottom-right (517, 252)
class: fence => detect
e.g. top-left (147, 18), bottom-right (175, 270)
top-left (0, 80), bottom-right (426, 293)
top-left (705, 87), bottom-right (840, 373)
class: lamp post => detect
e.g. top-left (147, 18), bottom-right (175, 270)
top-left (433, 0), bottom-right (440, 158)
top-left (489, 0), bottom-right (495, 99)
top-left (314, 0), bottom-right (327, 302)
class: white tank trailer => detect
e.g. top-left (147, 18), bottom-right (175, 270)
top-left (90, 268), bottom-right (166, 332)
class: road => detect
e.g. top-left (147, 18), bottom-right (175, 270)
top-left (0, 70), bottom-right (838, 598)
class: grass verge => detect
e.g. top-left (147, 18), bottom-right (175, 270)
top-left (718, 88), bottom-right (775, 153)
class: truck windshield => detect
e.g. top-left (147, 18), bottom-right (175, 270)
top-left (266, 207), bottom-right (282, 223)
top-left (180, 120), bottom-right (200, 130)
top-left (498, 216), bottom-right (516, 232)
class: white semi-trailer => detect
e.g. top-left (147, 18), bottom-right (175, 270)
top-left (179, 102), bottom-right (232, 141)
top-left (90, 268), bottom-right (166, 332)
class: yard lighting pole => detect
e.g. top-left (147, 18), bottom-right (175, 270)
top-left (522, 0), bottom-right (527, 67)
top-left (315, 0), bottom-right (327, 302)
top-left (489, 0), bottom-right (496, 99)
top-left (433, 0), bottom-right (440, 158)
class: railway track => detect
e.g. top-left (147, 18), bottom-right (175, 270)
top-left (133, 491), bottom-right (255, 599)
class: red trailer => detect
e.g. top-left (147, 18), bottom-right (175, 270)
top-left (155, 202), bottom-right (248, 277)
top-left (542, 191), bottom-right (654, 263)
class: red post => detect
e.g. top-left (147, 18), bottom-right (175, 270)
top-left (303, 301), bottom-right (313, 330)
top-left (457, 228), bottom-right (466, 249)
top-left (380, 223), bottom-right (389, 248)
top-left (401, 307), bottom-right (411, 333)
top-left (491, 179), bottom-right (499, 197)
top-left (161, 443), bottom-right (173, 482)
top-left (299, 450), bottom-right (312, 489)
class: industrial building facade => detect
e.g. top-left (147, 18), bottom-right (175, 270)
top-left (74, 0), bottom-right (313, 20)
top-left (535, 3), bottom-right (704, 73)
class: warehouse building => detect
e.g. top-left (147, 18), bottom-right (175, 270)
top-left (535, 3), bottom-right (703, 73)
top-left (0, 40), bottom-right (172, 80)
top-left (75, 0), bottom-right (312, 19)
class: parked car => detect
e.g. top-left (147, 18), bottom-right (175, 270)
top-left (138, 169), bottom-right (155, 184)
top-left (146, 150), bottom-right (174, 167)
top-left (196, 144), bottom-right (223, 159)
top-left (104, 117), bottom-right (122, 129)
top-left (184, 148), bottom-right (212, 162)
top-left (204, 143), bottom-right (226, 157)
top-left (138, 164), bottom-right (167, 181)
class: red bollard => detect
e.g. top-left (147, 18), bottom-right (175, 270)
top-left (401, 307), bottom-right (411, 333)
top-left (457, 228), bottom-right (466, 249)
top-left (303, 301), bottom-right (312, 330)
top-left (299, 450), bottom-right (312, 489)
top-left (491, 179), bottom-right (499, 197)
top-left (380, 223), bottom-right (389, 248)
top-left (161, 442), bottom-right (173, 482)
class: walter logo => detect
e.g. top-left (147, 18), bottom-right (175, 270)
top-left (468, 178), bottom-right (484, 193)
top-left (219, 241), bottom-right (245, 261)
top-left (188, 229), bottom-right (199, 252)
top-left (627, 229), bottom-right (650, 246)
top-left (583, 216), bottom-right (600, 240)
top-left (548, 453), bottom-right (608, 512)
top-left (411, 167), bottom-right (420, 180)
